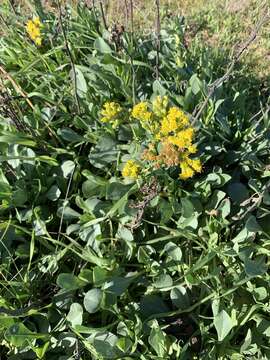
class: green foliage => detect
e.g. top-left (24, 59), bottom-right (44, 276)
top-left (0, 1), bottom-right (269, 359)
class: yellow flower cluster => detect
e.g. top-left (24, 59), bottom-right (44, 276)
top-left (122, 160), bottom-right (140, 179)
top-left (100, 101), bottom-right (122, 128)
top-left (135, 97), bottom-right (202, 180)
top-left (131, 102), bottom-right (152, 123)
top-left (26, 17), bottom-right (42, 46)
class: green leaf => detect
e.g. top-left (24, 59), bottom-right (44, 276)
top-left (245, 216), bottom-right (262, 233)
top-left (189, 74), bottom-right (202, 95)
top-left (227, 183), bottom-right (249, 204)
top-left (5, 323), bottom-right (40, 347)
top-left (104, 275), bottom-right (136, 296)
top-left (153, 80), bottom-right (166, 96)
top-left (205, 190), bottom-right (226, 211)
top-left (244, 257), bottom-right (267, 277)
top-left (91, 332), bottom-right (122, 358)
top-left (0, 133), bottom-right (36, 147)
top-left (56, 273), bottom-right (85, 291)
top-left (170, 285), bottom-right (189, 309)
top-left (106, 182), bottom-right (132, 201)
top-left (74, 66), bottom-right (88, 97)
top-left (67, 303), bottom-right (83, 327)
top-left (116, 337), bottom-right (132, 353)
top-left (46, 185), bottom-right (61, 201)
top-left (61, 160), bottom-right (75, 178)
top-left (94, 37), bottom-right (112, 53)
top-left (154, 274), bottom-right (173, 289)
top-left (148, 321), bottom-right (167, 357)
top-left (164, 242), bottom-right (182, 262)
top-left (181, 197), bottom-right (194, 218)
top-left (58, 128), bottom-right (85, 142)
top-left (214, 310), bottom-right (234, 341)
top-left (140, 295), bottom-right (169, 318)
top-left (218, 198), bottom-right (231, 219)
top-left (84, 288), bottom-right (103, 313)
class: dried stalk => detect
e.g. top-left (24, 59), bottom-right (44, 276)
top-left (56, 0), bottom-right (81, 114)
top-left (0, 65), bottom-right (34, 110)
top-left (99, 0), bottom-right (108, 30)
top-left (129, 0), bottom-right (134, 41)
top-left (127, 179), bottom-right (159, 231)
top-left (124, 0), bottom-right (129, 29)
top-left (155, 0), bottom-right (161, 80)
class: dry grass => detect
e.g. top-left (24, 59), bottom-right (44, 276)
top-left (7, 0), bottom-right (270, 78)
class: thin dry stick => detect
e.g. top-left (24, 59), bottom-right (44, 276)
top-left (192, 9), bottom-right (270, 125)
top-left (7, 0), bottom-right (17, 15)
top-left (99, 0), bottom-right (108, 30)
top-left (0, 65), bottom-right (34, 110)
top-left (128, 0), bottom-right (136, 104)
top-left (0, 13), bottom-right (9, 29)
top-left (56, 0), bottom-right (81, 114)
top-left (129, 0), bottom-right (134, 41)
top-left (124, 0), bottom-right (129, 29)
top-left (155, 0), bottom-right (161, 80)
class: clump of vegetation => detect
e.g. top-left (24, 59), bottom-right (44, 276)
top-left (0, 1), bottom-right (269, 359)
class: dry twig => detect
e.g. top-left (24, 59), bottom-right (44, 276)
top-left (56, 0), bottom-right (81, 114)
top-left (127, 178), bottom-right (159, 231)
top-left (155, 0), bottom-right (161, 80)
top-left (0, 65), bottom-right (34, 110)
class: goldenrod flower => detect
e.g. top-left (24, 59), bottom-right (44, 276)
top-left (100, 101), bottom-right (122, 128)
top-left (131, 102), bottom-right (152, 123)
top-left (167, 128), bottom-right (194, 149)
top-left (122, 160), bottom-right (140, 179)
top-left (188, 158), bottom-right (202, 173)
top-left (26, 17), bottom-right (42, 46)
top-left (179, 162), bottom-right (195, 180)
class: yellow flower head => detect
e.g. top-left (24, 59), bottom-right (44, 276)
top-left (122, 160), bottom-right (140, 179)
top-left (167, 107), bottom-right (189, 128)
top-left (167, 128), bottom-right (194, 149)
top-left (132, 102), bottom-right (152, 123)
top-left (153, 96), bottom-right (168, 117)
top-left (179, 161), bottom-right (195, 180)
top-left (100, 101), bottom-right (122, 128)
top-left (26, 17), bottom-right (42, 46)
top-left (159, 107), bottom-right (189, 137)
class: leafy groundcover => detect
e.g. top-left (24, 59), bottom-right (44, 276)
top-left (0, 3), bottom-right (270, 359)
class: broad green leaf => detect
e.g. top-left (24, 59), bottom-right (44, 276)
top-left (46, 185), bottom-right (61, 201)
top-left (94, 37), bottom-right (112, 53)
top-left (5, 323), bottom-right (46, 347)
top-left (214, 310), bottom-right (234, 341)
top-left (227, 183), bottom-right (249, 204)
top-left (164, 242), bottom-right (182, 262)
top-left (67, 303), bottom-right (83, 327)
top-left (0, 133), bottom-right (36, 147)
top-left (170, 285), bottom-right (189, 309)
top-left (84, 288), bottom-right (103, 313)
top-left (148, 321), bottom-right (167, 357)
top-left (244, 257), bottom-right (267, 277)
top-left (74, 66), bottom-right (88, 97)
top-left (57, 273), bottom-right (85, 291)
top-left (153, 80), bottom-right (166, 96)
top-left (61, 160), bottom-right (75, 178)
top-left (154, 274), bottom-right (173, 289)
